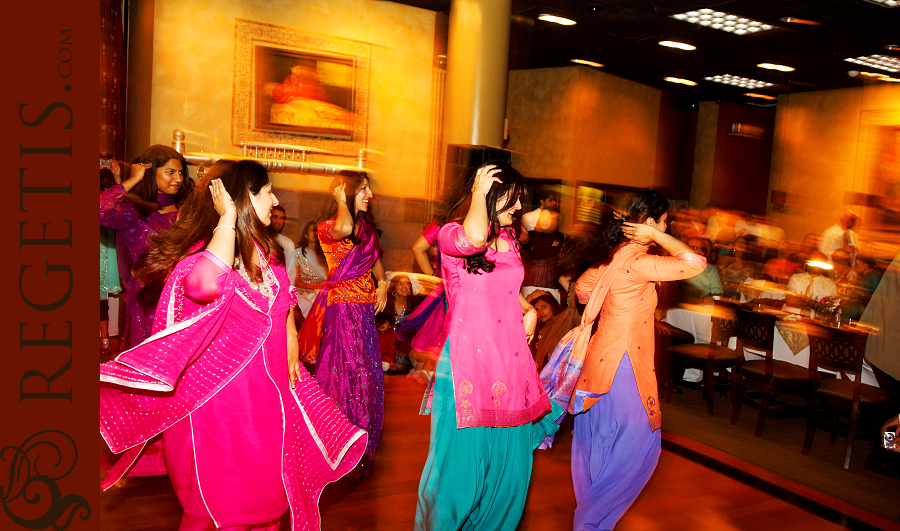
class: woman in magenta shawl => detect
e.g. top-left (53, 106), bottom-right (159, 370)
top-left (414, 162), bottom-right (562, 531)
top-left (99, 145), bottom-right (193, 478)
top-left (298, 171), bottom-right (388, 478)
top-left (100, 160), bottom-right (367, 530)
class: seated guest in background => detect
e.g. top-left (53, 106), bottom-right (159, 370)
top-left (376, 313), bottom-right (397, 372)
top-left (856, 255), bottom-right (883, 301)
top-left (701, 201), bottom-right (723, 243)
top-left (830, 249), bottom-right (858, 285)
top-left (763, 240), bottom-right (800, 284)
top-left (719, 235), bottom-right (761, 299)
top-left (733, 207), bottom-right (764, 239)
top-left (525, 291), bottom-right (568, 369)
top-left (791, 232), bottom-right (820, 264)
top-left (819, 209), bottom-right (860, 265)
top-left (378, 273), bottom-right (423, 373)
top-left (679, 237), bottom-right (723, 303)
top-left (787, 250), bottom-right (837, 301)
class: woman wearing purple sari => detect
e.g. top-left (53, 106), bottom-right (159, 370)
top-left (299, 171), bottom-right (388, 478)
top-left (99, 145), bottom-right (193, 351)
top-left (99, 145), bottom-right (193, 478)
top-left (100, 160), bottom-right (366, 530)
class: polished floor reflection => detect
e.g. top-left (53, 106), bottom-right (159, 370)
top-left (100, 375), bottom-right (861, 531)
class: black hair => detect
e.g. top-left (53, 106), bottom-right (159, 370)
top-left (315, 170), bottom-right (381, 245)
top-left (439, 160), bottom-right (525, 275)
top-left (127, 145), bottom-right (193, 219)
top-left (375, 313), bottom-right (395, 328)
top-left (558, 189), bottom-right (669, 275)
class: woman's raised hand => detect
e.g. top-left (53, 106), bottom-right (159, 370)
top-left (333, 183), bottom-right (347, 204)
top-left (129, 161), bottom-right (152, 181)
top-left (209, 179), bottom-right (237, 221)
top-left (471, 165), bottom-right (502, 195)
top-left (622, 222), bottom-right (658, 245)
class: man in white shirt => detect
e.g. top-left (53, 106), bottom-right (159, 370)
top-left (787, 251), bottom-right (837, 301)
top-left (733, 208), bottom-right (764, 239)
top-left (520, 190), bottom-right (559, 233)
top-left (819, 210), bottom-right (859, 266)
top-left (270, 205), bottom-right (297, 286)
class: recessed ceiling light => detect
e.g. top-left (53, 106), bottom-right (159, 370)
top-left (857, 71), bottom-right (900, 82)
top-left (670, 9), bottom-right (775, 35)
top-left (538, 14), bottom-right (576, 25)
top-left (744, 93), bottom-right (777, 100)
top-left (664, 77), bottom-right (697, 86)
top-left (779, 17), bottom-right (821, 25)
top-left (571, 59), bottom-right (603, 67)
top-left (862, 0), bottom-right (898, 7)
top-left (844, 54), bottom-right (900, 72)
top-left (705, 74), bottom-right (775, 88)
top-left (758, 63), bottom-right (795, 72)
top-left (659, 41), bottom-right (696, 51)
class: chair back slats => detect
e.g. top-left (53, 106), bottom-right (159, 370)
top-left (736, 308), bottom-right (776, 355)
top-left (710, 299), bottom-right (740, 346)
top-left (807, 325), bottom-right (867, 377)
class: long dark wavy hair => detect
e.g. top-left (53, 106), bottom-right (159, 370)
top-left (127, 145), bottom-right (193, 219)
top-left (439, 160), bottom-right (525, 275)
top-left (558, 189), bottom-right (669, 279)
top-left (315, 170), bottom-right (381, 244)
top-left (134, 159), bottom-right (284, 307)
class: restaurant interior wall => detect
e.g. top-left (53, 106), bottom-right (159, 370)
top-left (127, 0), bottom-right (439, 272)
top-left (506, 65), bottom-right (662, 233)
top-left (709, 102), bottom-right (775, 215)
top-left (768, 84), bottom-right (900, 257)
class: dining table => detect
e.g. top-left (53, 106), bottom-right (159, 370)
top-left (661, 302), bottom-right (880, 387)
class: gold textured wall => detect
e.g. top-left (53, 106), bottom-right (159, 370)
top-left (768, 84), bottom-right (900, 256)
top-left (146, 0), bottom-right (435, 199)
top-left (506, 66), bottom-right (661, 186)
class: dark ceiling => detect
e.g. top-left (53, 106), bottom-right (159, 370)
top-left (389, 0), bottom-right (900, 107)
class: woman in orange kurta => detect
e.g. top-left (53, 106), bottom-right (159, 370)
top-left (569, 190), bottom-right (705, 530)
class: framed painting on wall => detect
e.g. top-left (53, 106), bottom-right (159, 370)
top-left (233, 19), bottom-right (370, 157)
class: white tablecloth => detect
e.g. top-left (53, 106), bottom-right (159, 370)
top-left (662, 305), bottom-right (879, 387)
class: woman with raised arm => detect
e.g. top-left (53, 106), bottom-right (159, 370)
top-left (543, 190), bottom-right (705, 531)
top-left (100, 160), bottom-right (366, 531)
top-left (99, 145), bottom-right (193, 479)
top-left (414, 162), bottom-right (561, 531)
top-left (298, 170), bottom-right (387, 478)
top-left (99, 145), bottom-right (193, 351)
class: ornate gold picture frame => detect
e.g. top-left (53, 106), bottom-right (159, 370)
top-left (233, 19), bottom-right (370, 156)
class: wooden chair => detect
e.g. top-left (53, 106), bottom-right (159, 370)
top-left (668, 299), bottom-right (740, 415)
top-left (730, 308), bottom-right (812, 436)
top-left (655, 320), bottom-right (694, 403)
top-left (802, 324), bottom-right (887, 469)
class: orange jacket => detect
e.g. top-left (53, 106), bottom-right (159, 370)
top-left (575, 242), bottom-right (705, 430)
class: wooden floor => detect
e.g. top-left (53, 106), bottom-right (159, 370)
top-left (100, 374), bottom-right (851, 531)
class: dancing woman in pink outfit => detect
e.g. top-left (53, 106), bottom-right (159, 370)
top-left (100, 160), bottom-right (366, 531)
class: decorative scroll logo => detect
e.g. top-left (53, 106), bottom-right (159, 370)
top-left (1, 430), bottom-right (90, 529)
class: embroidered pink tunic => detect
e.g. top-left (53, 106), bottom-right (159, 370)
top-left (438, 223), bottom-right (551, 428)
top-left (100, 250), bottom-right (366, 530)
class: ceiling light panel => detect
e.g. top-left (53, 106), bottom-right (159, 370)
top-left (744, 93), bottom-right (776, 100)
top-left (705, 74), bottom-right (775, 88)
top-left (670, 9), bottom-right (775, 35)
top-left (844, 55), bottom-right (900, 73)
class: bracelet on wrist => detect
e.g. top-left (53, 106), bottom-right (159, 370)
top-left (213, 224), bottom-right (235, 233)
